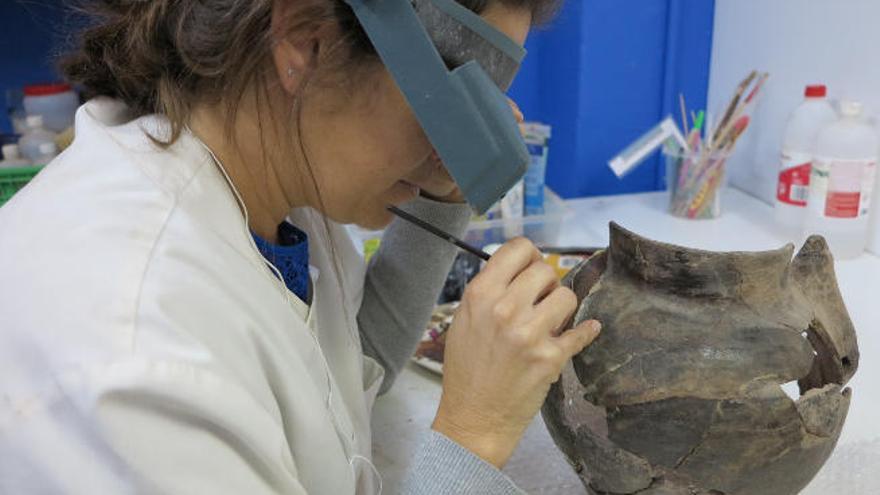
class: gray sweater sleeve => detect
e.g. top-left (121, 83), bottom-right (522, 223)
top-left (357, 195), bottom-right (471, 394)
top-left (401, 430), bottom-right (525, 494)
top-left (357, 196), bottom-right (525, 494)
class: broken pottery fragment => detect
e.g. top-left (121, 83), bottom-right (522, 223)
top-left (542, 223), bottom-right (858, 495)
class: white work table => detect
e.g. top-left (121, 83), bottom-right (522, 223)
top-left (371, 188), bottom-right (880, 494)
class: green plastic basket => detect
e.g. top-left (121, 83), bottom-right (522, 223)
top-left (0, 166), bottom-right (42, 207)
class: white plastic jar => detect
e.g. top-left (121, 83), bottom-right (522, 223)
top-left (18, 115), bottom-right (57, 164)
top-left (0, 144), bottom-right (31, 169)
top-left (22, 83), bottom-right (79, 133)
top-left (31, 142), bottom-right (59, 167)
top-left (774, 85), bottom-right (837, 238)
top-left (803, 101), bottom-right (879, 259)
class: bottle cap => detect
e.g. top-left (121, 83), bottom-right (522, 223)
top-left (23, 83), bottom-right (73, 97)
top-left (840, 100), bottom-right (864, 118)
top-left (805, 85), bottom-right (827, 98)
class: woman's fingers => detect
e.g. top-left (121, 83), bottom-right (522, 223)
top-left (478, 237), bottom-right (543, 286)
top-left (555, 319), bottom-right (602, 357)
top-left (507, 259), bottom-right (560, 306)
top-left (533, 286), bottom-right (580, 336)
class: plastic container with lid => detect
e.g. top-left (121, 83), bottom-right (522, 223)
top-left (464, 187), bottom-right (569, 247)
top-left (774, 85), bottom-right (838, 239)
top-left (870, 171), bottom-right (880, 255)
top-left (31, 142), bottom-right (59, 167)
top-left (0, 144), bottom-right (31, 168)
top-left (23, 83), bottom-right (79, 133)
top-left (18, 115), bottom-right (58, 164)
top-left (803, 100), bottom-right (878, 259)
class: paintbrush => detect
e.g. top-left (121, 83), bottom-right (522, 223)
top-left (687, 116), bottom-right (751, 217)
top-left (713, 72), bottom-right (769, 149)
top-left (744, 72), bottom-right (770, 106)
top-left (715, 73), bottom-right (770, 149)
top-left (387, 205), bottom-right (492, 261)
top-left (694, 115), bottom-right (751, 186)
top-left (712, 70), bottom-right (758, 145)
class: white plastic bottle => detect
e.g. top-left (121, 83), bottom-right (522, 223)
top-left (22, 83), bottom-right (79, 133)
top-left (31, 142), bottom-right (59, 167)
top-left (774, 85), bottom-right (837, 238)
top-left (18, 115), bottom-right (57, 164)
top-left (803, 100), bottom-right (879, 259)
top-left (870, 169), bottom-right (880, 255)
top-left (0, 144), bottom-right (31, 168)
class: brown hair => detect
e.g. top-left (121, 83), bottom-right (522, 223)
top-left (62, 0), bottom-right (559, 144)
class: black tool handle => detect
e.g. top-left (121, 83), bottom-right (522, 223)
top-left (387, 205), bottom-right (492, 261)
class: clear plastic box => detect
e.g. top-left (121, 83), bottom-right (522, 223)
top-left (463, 187), bottom-right (569, 248)
top-left (348, 187), bottom-right (570, 257)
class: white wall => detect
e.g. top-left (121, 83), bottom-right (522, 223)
top-left (708, 0), bottom-right (880, 204)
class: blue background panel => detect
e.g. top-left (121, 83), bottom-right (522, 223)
top-left (508, 0), bottom-right (716, 198)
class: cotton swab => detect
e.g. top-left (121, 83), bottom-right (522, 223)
top-left (680, 94), bottom-right (690, 136)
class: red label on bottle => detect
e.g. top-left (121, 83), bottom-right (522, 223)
top-left (777, 162), bottom-right (811, 206)
top-left (825, 192), bottom-right (861, 218)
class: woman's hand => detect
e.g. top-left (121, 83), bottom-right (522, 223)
top-left (432, 237), bottom-right (601, 468)
top-left (416, 99), bottom-right (526, 204)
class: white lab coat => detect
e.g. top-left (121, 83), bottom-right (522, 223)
top-left (0, 98), bottom-right (385, 494)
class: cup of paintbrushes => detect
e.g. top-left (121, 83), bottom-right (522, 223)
top-left (665, 113), bottom-right (750, 219)
top-left (665, 146), bottom-right (733, 220)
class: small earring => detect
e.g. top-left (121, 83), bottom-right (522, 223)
top-left (287, 67), bottom-right (296, 78)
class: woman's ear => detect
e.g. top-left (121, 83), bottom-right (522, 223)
top-left (271, 2), bottom-right (319, 95)
top-left (272, 39), bottom-right (314, 95)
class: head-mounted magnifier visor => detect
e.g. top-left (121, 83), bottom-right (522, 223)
top-left (344, 0), bottom-right (530, 214)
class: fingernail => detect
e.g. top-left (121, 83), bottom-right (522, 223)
top-left (590, 321), bottom-right (602, 334)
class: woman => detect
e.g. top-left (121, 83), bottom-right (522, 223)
top-left (0, 0), bottom-right (601, 493)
